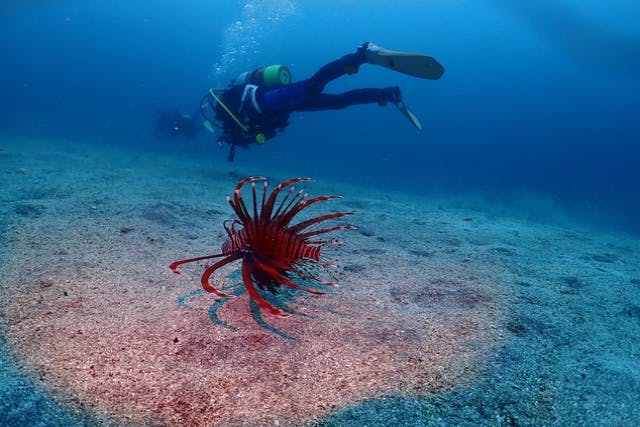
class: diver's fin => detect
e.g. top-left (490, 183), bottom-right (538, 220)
top-left (364, 42), bottom-right (444, 80)
top-left (394, 99), bottom-right (422, 130)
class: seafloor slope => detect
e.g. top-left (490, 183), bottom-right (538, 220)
top-left (0, 140), bottom-right (638, 426)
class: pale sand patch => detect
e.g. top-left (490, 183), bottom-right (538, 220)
top-left (0, 142), bottom-right (506, 426)
top-left (0, 212), bottom-right (504, 426)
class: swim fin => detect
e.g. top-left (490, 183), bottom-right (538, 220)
top-left (394, 99), bottom-right (422, 130)
top-left (386, 86), bottom-right (422, 130)
top-left (364, 42), bottom-right (444, 80)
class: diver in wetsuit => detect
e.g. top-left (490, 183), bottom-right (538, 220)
top-left (155, 109), bottom-right (203, 140)
top-left (202, 41), bottom-right (444, 161)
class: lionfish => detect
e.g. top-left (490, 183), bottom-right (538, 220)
top-left (170, 176), bottom-right (355, 317)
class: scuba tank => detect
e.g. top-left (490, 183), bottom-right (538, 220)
top-left (202, 65), bottom-right (292, 161)
top-left (233, 65), bottom-right (292, 89)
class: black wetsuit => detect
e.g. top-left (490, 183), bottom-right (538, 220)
top-left (260, 50), bottom-right (394, 113)
top-left (215, 46), bottom-right (397, 159)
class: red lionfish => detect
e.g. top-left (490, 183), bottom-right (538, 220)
top-left (170, 176), bottom-right (355, 317)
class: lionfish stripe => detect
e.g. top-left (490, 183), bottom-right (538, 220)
top-left (222, 229), bottom-right (247, 254)
top-left (200, 253), bottom-right (242, 297)
top-left (272, 229), bottom-right (299, 259)
top-left (242, 261), bottom-right (289, 317)
top-left (300, 245), bottom-right (320, 259)
top-left (290, 211), bottom-right (355, 233)
top-left (253, 259), bottom-right (324, 295)
top-left (289, 238), bottom-right (304, 258)
top-left (169, 253), bottom-right (227, 275)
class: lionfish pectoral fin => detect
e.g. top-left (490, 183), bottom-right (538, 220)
top-left (242, 261), bottom-right (290, 317)
top-left (169, 253), bottom-right (227, 275)
top-left (200, 253), bottom-right (242, 298)
top-left (254, 259), bottom-right (325, 295)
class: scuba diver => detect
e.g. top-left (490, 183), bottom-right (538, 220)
top-left (155, 109), bottom-right (205, 140)
top-left (201, 41), bottom-right (444, 161)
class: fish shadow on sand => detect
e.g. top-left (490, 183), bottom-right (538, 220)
top-left (176, 283), bottom-right (334, 339)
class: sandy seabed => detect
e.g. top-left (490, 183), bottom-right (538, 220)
top-left (1, 140), bottom-right (639, 426)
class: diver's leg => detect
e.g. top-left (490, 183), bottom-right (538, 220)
top-left (297, 87), bottom-right (400, 111)
top-left (260, 44), bottom-right (385, 114)
top-left (305, 50), bottom-right (368, 94)
top-left (261, 81), bottom-right (309, 115)
top-left (301, 86), bottom-right (421, 130)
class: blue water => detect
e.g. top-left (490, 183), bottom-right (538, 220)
top-left (1, 0), bottom-right (639, 235)
top-left (1, 1), bottom-right (640, 425)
